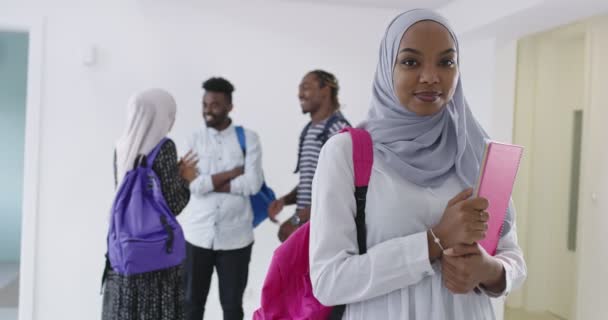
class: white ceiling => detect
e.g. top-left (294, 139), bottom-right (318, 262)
top-left (281, 0), bottom-right (455, 10)
top-left (274, 0), bottom-right (608, 43)
top-left (455, 0), bottom-right (608, 41)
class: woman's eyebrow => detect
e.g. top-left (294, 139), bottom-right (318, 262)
top-left (398, 48), bottom-right (421, 55)
top-left (398, 48), bottom-right (456, 55)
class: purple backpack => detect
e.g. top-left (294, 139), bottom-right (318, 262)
top-left (104, 138), bottom-right (186, 278)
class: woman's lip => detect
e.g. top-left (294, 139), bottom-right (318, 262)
top-left (414, 92), bottom-right (441, 102)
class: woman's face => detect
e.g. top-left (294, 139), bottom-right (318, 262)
top-left (393, 20), bottom-right (459, 116)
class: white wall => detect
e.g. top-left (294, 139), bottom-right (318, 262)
top-left (0, 31), bottom-right (28, 263)
top-left (459, 37), bottom-right (496, 130)
top-left (0, 1), bottom-right (404, 319)
top-left (3, 0), bottom-right (582, 319)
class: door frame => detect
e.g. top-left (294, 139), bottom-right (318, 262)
top-left (0, 16), bottom-right (45, 320)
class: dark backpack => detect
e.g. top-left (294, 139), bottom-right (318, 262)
top-left (293, 112), bottom-right (351, 173)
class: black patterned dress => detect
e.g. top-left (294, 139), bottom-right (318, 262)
top-left (103, 139), bottom-right (190, 320)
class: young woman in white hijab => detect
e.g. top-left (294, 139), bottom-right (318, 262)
top-left (309, 9), bottom-right (526, 319)
top-left (103, 88), bottom-right (198, 320)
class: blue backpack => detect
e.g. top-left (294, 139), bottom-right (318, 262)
top-left (235, 126), bottom-right (276, 227)
top-left (103, 138), bottom-right (186, 281)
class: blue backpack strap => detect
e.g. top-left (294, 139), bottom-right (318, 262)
top-left (235, 126), bottom-right (247, 155)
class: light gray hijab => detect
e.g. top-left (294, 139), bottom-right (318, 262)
top-left (361, 9), bottom-right (514, 236)
top-left (115, 88), bottom-right (177, 184)
top-left (361, 9), bottom-right (488, 189)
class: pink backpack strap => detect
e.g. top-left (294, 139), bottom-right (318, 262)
top-left (329, 128), bottom-right (373, 319)
top-left (339, 128), bottom-right (373, 187)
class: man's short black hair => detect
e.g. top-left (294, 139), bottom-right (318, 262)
top-left (202, 77), bottom-right (235, 103)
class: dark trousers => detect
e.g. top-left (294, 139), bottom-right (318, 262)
top-left (184, 241), bottom-right (253, 320)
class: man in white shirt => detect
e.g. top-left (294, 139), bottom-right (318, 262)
top-left (180, 77), bottom-right (264, 320)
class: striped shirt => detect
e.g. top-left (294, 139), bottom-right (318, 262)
top-left (296, 113), bottom-right (350, 209)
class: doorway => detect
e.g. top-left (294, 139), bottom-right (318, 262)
top-left (508, 22), bottom-right (587, 320)
top-left (0, 30), bottom-right (29, 320)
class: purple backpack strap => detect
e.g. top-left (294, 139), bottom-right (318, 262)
top-left (145, 137), bottom-right (169, 167)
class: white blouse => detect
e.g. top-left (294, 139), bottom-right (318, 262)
top-left (309, 133), bottom-right (527, 320)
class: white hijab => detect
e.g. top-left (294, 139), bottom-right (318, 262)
top-left (115, 88), bottom-right (177, 183)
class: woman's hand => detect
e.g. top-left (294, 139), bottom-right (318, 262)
top-left (433, 188), bottom-right (490, 249)
top-left (441, 243), bottom-right (505, 294)
top-left (179, 150), bottom-right (199, 183)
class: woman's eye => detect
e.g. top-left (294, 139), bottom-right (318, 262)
top-left (441, 59), bottom-right (456, 67)
top-left (401, 59), bottom-right (418, 67)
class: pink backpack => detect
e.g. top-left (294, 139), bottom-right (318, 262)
top-left (253, 128), bottom-right (373, 320)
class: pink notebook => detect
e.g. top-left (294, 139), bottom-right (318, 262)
top-left (474, 141), bottom-right (524, 256)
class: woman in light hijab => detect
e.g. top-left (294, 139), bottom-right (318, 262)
top-left (309, 9), bottom-right (526, 319)
top-left (102, 88), bottom-right (198, 320)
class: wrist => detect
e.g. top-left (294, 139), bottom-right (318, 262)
top-left (480, 257), bottom-right (504, 287)
top-left (281, 196), bottom-right (293, 206)
top-left (427, 230), bottom-right (443, 262)
top-left (289, 214), bottom-right (302, 227)
top-left (186, 174), bottom-right (197, 184)
top-left (431, 225), bottom-right (449, 247)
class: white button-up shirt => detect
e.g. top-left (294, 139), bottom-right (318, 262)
top-left (178, 123), bottom-right (263, 250)
top-left (310, 134), bottom-right (527, 320)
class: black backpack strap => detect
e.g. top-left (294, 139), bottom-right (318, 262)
top-left (295, 113), bottom-right (350, 174)
top-left (353, 186), bottom-right (368, 254)
top-left (329, 186), bottom-right (367, 319)
top-left (317, 113), bottom-right (343, 145)
top-left (101, 252), bottom-right (111, 294)
top-left (293, 122), bottom-right (312, 173)
top-left (319, 114), bottom-right (351, 146)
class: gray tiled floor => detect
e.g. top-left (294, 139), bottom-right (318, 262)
top-left (0, 263), bottom-right (19, 320)
top-left (0, 308), bottom-right (17, 320)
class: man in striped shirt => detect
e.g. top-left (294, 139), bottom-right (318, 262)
top-left (268, 70), bottom-right (351, 241)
